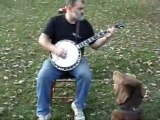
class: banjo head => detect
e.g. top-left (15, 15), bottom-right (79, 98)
top-left (51, 40), bottom-right (81, 71)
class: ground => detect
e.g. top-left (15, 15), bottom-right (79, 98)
top-left (0, 0), bottom-right (160, 120)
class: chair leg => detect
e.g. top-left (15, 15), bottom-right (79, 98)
top-left (51, 81), bottom-right (56, 99)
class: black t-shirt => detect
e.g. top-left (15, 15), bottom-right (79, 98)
top-left (43, 15), bottom-right (94, 54)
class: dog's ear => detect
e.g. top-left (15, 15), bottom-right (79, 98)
top-left (123, 73), bottom-right (142, 87)
top-left (125, 73), bottom-right (136, 78)
top-left (113, 71), bottom-right (124, 84)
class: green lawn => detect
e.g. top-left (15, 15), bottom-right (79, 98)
top-left (0, 0), bottom-right (160, 120)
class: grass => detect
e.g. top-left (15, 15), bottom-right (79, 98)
top-left (0, 0), bottom-right (160, 120)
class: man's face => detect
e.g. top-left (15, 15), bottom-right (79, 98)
top-left (70, 0), bottom-right (85, 21)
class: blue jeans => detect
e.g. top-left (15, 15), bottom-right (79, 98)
top-left (36, 57), bottom-right (92, 116)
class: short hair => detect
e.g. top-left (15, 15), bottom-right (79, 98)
top-left (65, 0), bottom-right (85, 6)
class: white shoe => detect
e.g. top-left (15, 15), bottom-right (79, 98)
top-left (71, 102), bottom-right (85, 120)
top-left (38, 113), bottom-right (51, 120)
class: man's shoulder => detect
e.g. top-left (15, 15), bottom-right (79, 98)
top-left (81, 19), bottom-right (90, 24)
top-left (49, 15), bottom-right (64, 22)
top-left (81, 19), bottom-right (92, 27)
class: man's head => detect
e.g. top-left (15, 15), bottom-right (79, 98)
top-left (65, 0), bottom-right (86, 21)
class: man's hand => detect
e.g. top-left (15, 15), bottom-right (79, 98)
top-left (90, 26), bottom-right (116, 49)
top-left (105, 26), bottom-right (116, 39)
top-left (52, 47), bottom-right (67, 59)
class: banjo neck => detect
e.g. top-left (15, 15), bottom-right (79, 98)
top-left (76, 21), bottom-right (125, 49)
top-left (76, 30), bottom-right (108, 49)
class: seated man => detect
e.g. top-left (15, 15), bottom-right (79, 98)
top-left (111, 71), bottom-right (145, 120)
top-left (36, 0), bottom-right (115, 120)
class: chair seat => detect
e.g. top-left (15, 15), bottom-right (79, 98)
top-left (58, 72), bottom-right (75, 79)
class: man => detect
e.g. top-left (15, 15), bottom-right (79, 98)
top-left (37, 0), bottom-right (115, 120)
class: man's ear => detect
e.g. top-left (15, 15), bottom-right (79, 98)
top-left (66, 5), bottom-right (73, 12)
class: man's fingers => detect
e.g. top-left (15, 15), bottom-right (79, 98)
top-left (60, 51), bottom-right (67, 59)
top-left (107, 27), bottom-right (115, 33)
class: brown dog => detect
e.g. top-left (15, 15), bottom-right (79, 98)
top-left (111, 71), bottom-right (145, 120)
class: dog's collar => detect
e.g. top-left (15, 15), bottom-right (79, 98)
top-left (118, 106), bottom-right (140, 111)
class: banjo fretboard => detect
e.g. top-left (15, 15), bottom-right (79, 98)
top-left (76, 30), bottom-right (108, 49)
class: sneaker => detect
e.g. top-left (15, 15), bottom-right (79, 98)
top-left (71, 102), bottom-right (85, 120)
top-left (38, 113), bottom-right (51, 120)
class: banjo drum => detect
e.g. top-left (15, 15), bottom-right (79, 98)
top-left (51, 40), bottom-right (81, 71)
top-left (50, 22), bottom-right (125, 71)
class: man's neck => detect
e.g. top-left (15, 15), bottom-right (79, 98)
top-left (65, 12), bottom-right (77, 24)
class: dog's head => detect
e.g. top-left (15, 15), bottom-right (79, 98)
top-left (112, 71), bottom-right (144, 104)
top-left (113, 71), bottom-right (136, 85)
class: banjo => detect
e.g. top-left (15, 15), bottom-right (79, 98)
top-left (50, 22), bottom-right (125, 71)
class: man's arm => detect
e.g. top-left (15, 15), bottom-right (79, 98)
top-left (38, 33), bottom-right (56, 52)
top-left (90, 27), bottom-right (115, 49)
top-left (38, 33), bottom-right (66, 59)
